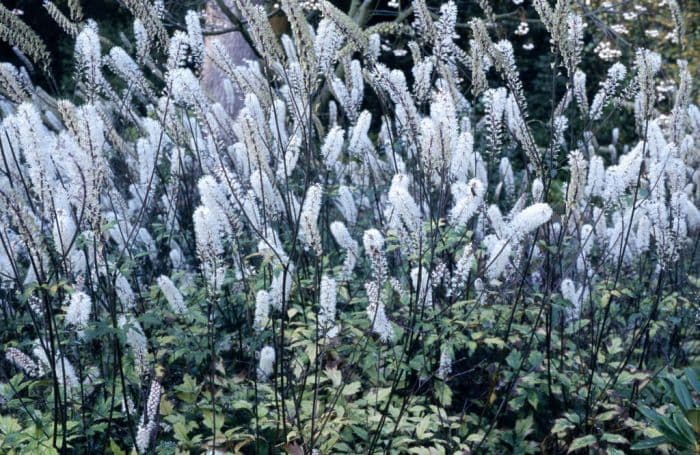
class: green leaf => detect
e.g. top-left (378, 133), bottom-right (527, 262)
top-left (0, 415), bottom-right (22, 439)
top-left (483, 337), bottom-right (505, 348)
top-left (671, 377), bottom-right (693, 410)
top-left (109, 440), bottom-right (126, 455)
top-left (506, 350), bottom-right (522, 369)
top-left (342, 381), bottom-right (361, 396)
top-left (601, 433), bottom-right (628, 445)
top-left (568, 435), bottom-right (596, 452)
top-left (173, 422), bottom-right (190, 443)
top-left (670, 411), bottom-right (696, 447)
top-left (435, 381), bottom-right (452, 407)
top-left (637, 405), bottom-right (662, 425)
top-left (630, 437), bottom-right (666, 450)
top-left (416, 418), bottom-right (432, 440)
top-left (685, 368), bottom-right (700, 395)
top-left (527, 391), bottom-right (539, 410)
top-left (595, 410), bottom-right (618, 422)
top-left (685, 409), bottom-right (700, 434)
top-left (655, 414), bottom-right (691, 448)
top-left (515, 415), bottom-right (534, 437)
top-left (551, 418), bottom-right (575, 435)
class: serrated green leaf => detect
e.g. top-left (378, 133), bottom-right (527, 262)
top-left (551, 418), bottom-right (575, 435)
top-left (342, 381), bottom-right (361, 396)
top-left (435, 381), bottom-right (452, 407)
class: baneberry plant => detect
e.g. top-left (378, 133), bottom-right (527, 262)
top-left (0, 0), bottom-right (698, 453)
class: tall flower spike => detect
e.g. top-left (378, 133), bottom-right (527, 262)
top-left (364, 281), bottom-right (393, 343)
top-left (566, 150), bottom-right (587, 215)
top-left (590, 63), bottom-right (626, 121)
top-left (483, 234), bottom-right (512, 282)
top-left (5, 347), bottom-right (44, 377)
top-left (560, 279), bottom-right (586, 320)
top-left (318, 275), bottom-right (339, 338)
top-left (412, 57), bottom-right (434, 103)
top-left (115, 271), bottom-right (136, 310)
top-left (230, 0), bottom-right (283, 61)
top-left (585, 154), bottom-right (605, 198)
top-left (411, 266), bottom-right (433, 308)
top-left (168, 68), bottom-right (206, 110)
top-left (484, 87), bottom-right (507, 157)
top-left (253, 290), bottom-right (271, 332)
top-left (330, 221), bottom-right (359, 280)
top-left (32, 343), bottom-right (79, 393)
top-left (487, 205), bottom-right (506, 239)
top-left (449, 179), bottom-right (485, 228)
top-left (634, 49), bottom-right (661, 126)
top-left (505, 94), bottom-right (539, 168)
top-left (363, 229), bottom-right (388, 284)
top-left (270, 264), bottom-right (294, 310)
top-left (108, 46), bottom-right (152, 98)
top-left (507, 203), bottom-right (553, 241)
top-left (185, 10), bottom-right (204, 70)
top-left (387, 174), bottom-right (422, 234)
top-left (532, 178), bottom-right (544, 203)
top-left (299, 184), bottom-right (323, 255)
top-left (434, 1), bottom-right (458, 63)
top-left (250, 169), bottom-right (284, 218)
top-left (65, 290), bottom-right (92, 330)
top-left (119, 315), bottom-right (149, 376)
top-left (499, 157), bottom-right (515, 197)
top-left (75, 23), bottom-right (105, 95)
top-left (449, 244), bottom-right (474, 297)
top-left (315, 18), bottom-right (344, 75)
top-left (335, 185), bottom-right (357, 226)
top-left (157, 275), bottom-right (186, 315)
top-left (133, 18), bottom-right (149, 63)
top-left (257, 346), bottom-right (275, 381)
top-left (563, 13), bottom-right (584, 73)
top-left (573, 70), bottom-right (588, 114)
top-left (135, 379), bottom-right (162, 453)
top-left (322, 125), bottom-right (345, 172)
top-left (437, 348), bottom-right (452, 380)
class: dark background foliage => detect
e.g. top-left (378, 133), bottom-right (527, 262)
top-left (3, 0), bottom-right (699, 98)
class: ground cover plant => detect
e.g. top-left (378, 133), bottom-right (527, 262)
top-left (0, 0), bottom-right (699, 453)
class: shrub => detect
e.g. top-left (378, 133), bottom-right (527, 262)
top-left (0, 0), bottom-right (698, 453)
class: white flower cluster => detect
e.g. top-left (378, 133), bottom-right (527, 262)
top-left (135, 379), bottom-right (162, 453)
top-left (318, 275), bottom-right (339, 338)
top-left (0, 0), bottom-right (697, 440)
top-left (64, 290), bottom-right (92, 330)
top-left (157, 275), bottom-right (187, 315)
top-left (257, 345), bottom-right (276, 381)
top-left (5, 347), bottom-right (44, 377)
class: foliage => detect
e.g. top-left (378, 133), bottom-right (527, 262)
top-left (631, 368), bottom-right (700, 453)
top-left (0, 0), bottom-right (698, 454)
